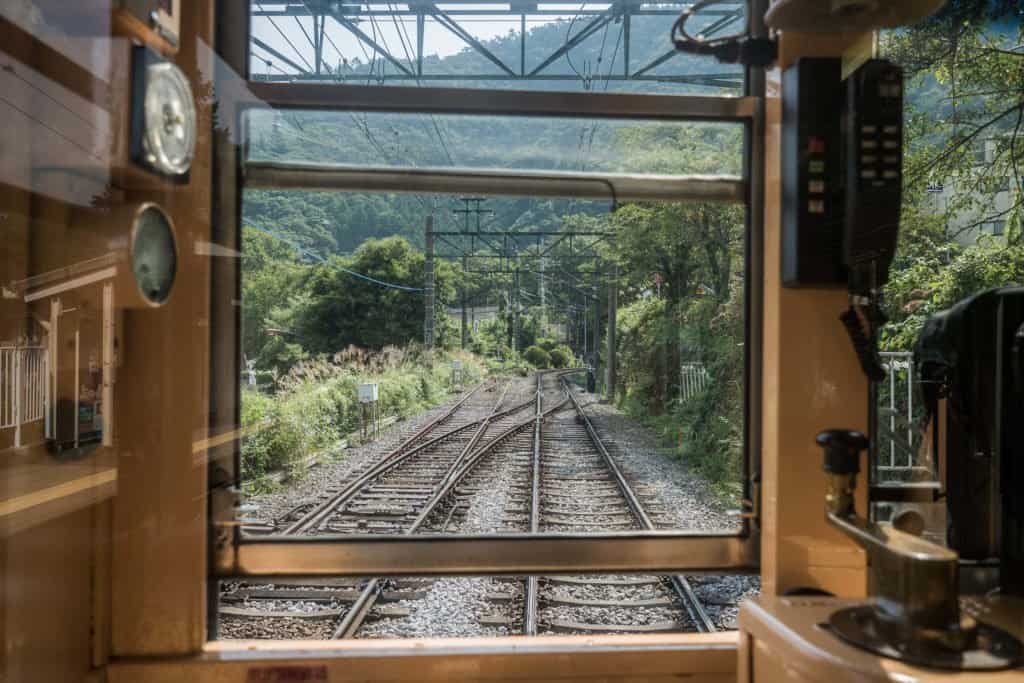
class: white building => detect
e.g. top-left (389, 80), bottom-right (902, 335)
top-left (923, 137), bottom-right (1022, 245)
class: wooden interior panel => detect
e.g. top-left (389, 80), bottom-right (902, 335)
top-left (759, 31), bottom-right (871, 599)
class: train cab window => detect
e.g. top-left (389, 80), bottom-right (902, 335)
top-left (203, 0), bottom-right (761, 640)
top-left (13, 0), bottom-right (1024, 679)
top-left (0, 0), bottom-right (759, 662)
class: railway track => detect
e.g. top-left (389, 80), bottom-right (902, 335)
top-left (218, 371), bottom-right (716, 639)
top-left (519, 375), bottom-right (714, 635)
top-left (220, 373), bottom-right (568, 639)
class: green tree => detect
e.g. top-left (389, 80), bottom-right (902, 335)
top-left (880, 5), bottom-right (1024, 348)
top-left (291, 236), bottom-right (456, 353)
top-left (523, 345), bottom-right (551, 368)
top-left (882, 3), bottom-right (1023, 240)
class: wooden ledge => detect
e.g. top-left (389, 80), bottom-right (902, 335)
top-left (110, 632), bottom-right (739, 683)
top-left (0, 443), bottom-right (116, 537)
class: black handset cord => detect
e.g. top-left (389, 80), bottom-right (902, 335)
top-left (671, 0), bottom-right (777, 67)
top-left (839, 305), bottom-right (886, 383)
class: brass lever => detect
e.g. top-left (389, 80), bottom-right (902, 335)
top-left (816, 429), bottom-right (1022, 670)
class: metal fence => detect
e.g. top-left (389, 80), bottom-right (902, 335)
top-left (876, 351), bottom-right (937, 483)
top-left (0, 345), bottom-right (47, 434)
top-left (679, 362), bottom-right (710, 403)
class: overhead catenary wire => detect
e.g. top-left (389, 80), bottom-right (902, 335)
top-left (258, 2), bottom-right (315, 72)
top-left (245, 222), bottom-right (426, 292)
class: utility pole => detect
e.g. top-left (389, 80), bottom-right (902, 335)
top-left (606, 263), bottom-right (618, 402)
top-left (582, 292), bottom-right (588, 359)
top-left (506, 289), bottom-right (514, 352)
top-left (588, 290), bottom-right (599, 392)
top-left (424, 215), bottom-right (435, 351)
top-left (539, 239), bottom-right (546, 335)
top-left (461, 268), bottom-right (468, 348)
top-left (512, 266), bottom-right (520, 354)
top-left (454, 197), bottom-right (493, 349)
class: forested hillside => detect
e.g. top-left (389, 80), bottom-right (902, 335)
top-left (243, 12), bottom-right (739, 254)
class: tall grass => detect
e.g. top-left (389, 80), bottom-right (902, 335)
top-left (240, 345), bottom-right (484, 490)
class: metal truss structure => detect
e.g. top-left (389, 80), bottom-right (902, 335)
top-left (250, 0), bottom-right (745, 88)
top-left (425, 220), bottom-right (609, 356)
top-left (432, 229), bottom-right (610, 269)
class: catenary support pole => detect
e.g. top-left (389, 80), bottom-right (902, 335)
top-left (606, 263), bottom-right (618, 402)
top-left (424, 215), bottom-right (435, 350)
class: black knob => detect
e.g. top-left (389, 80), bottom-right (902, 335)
top-left (816, 429), bottom-right (868, 475)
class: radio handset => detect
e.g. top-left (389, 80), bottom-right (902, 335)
top-left (840, 60), bottom-right (904, 382)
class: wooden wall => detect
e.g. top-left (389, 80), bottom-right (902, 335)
top-left (1, 2), bottom-right (215, 679)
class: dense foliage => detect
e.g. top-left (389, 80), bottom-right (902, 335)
top-left (243, 231), bottom-right (459, 370)
top-left (523, 345), bottom-right (551, 369)
top-left (879, 4), bottom-right (1024, 348)
top-left (241, 347), bottom-right (483, 489)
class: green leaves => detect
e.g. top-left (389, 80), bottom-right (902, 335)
top-left (880, 11), bottom-right (1024, 350)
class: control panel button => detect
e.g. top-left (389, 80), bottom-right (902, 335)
top-left (807, 137), bottom-right (826, 154)
top-left (883, 170), bottom-right (899, 179)
top-left (884, 155), bottom-right (899, 165)
top-left (861, 125), bottom-right (877, 134)
top-left (862, 155), bottom-right (877, 164)
top-left (808, 199), bottom-right (825, 214)
top-left (861, 169), bottom-right (877, 179)
top-left (883, 125), bottom-right (899, 134)
top-left (883, 140), bottom-right (899, 149)
top-left (809, 180), bottom-right (825, 194)
top-left (809, 160), bottom-right (825, 173)
top-left (862, 140), bottom-right (877, 149)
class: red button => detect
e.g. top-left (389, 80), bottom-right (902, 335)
top-left (807, 137), bottom-right (826, 154)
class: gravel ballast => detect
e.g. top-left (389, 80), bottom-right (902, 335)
top-left (219, 378), bottom-right (759, 639)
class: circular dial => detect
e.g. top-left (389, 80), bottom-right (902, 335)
top-left (142, 61), bottom-right (197, 176)
top-left (131, 205), bottom-right (177, 305)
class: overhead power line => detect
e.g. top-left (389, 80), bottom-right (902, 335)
top-left (245, 222), bottom-right (426, 292)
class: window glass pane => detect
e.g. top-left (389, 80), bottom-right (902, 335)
top-left (237, 188), bottom-right (747, 539)
top-left (245, 109), bottom-right (744, 176)
top-left (248, 1), bottom-right (746, 96)
top-left (214, 571), bottom-right (759, 638)
top-left (871, 8), bottom-right (1021, 533)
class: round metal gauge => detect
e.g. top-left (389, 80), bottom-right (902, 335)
top-left (142, 60), bottom-right (197, 176)
top-left (130, 204), bottom-right (177, 306)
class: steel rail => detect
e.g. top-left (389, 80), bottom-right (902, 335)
top-left (278, 381), bottom-right (502, 534)
top-left (335, 379), bottom-right (568, 638)
top-left (412, 395), bottom-right (571, 523)
top-left (268, 386), bottom-right (480, 531)
top-left (281, 393), bottom-right (537, 535)
top-left (406, 382), bottom-right (512, 531)
top-left (331, 383), bottom-right (512, 638)
top-left (523, 371), bottom-right (547, 635)
top-left (276, 395), bottom-right (535, 533)
top-left (559, 376), bottom-right (717, 633)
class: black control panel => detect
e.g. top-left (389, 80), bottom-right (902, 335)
top-left (843, 60), bottom-right (904, 294)
top-left (780, 58), bottom-right (845, 288)
top-left (781, 58), bottom-right (905, 291)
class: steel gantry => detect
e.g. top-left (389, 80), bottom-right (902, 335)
top-left (423, 211), bottom-right (613, 389)
top-left (249, 0), bottom-right (746, 89)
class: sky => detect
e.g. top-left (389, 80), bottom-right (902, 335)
top-left (251, 8), bottom-right (583, 76)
